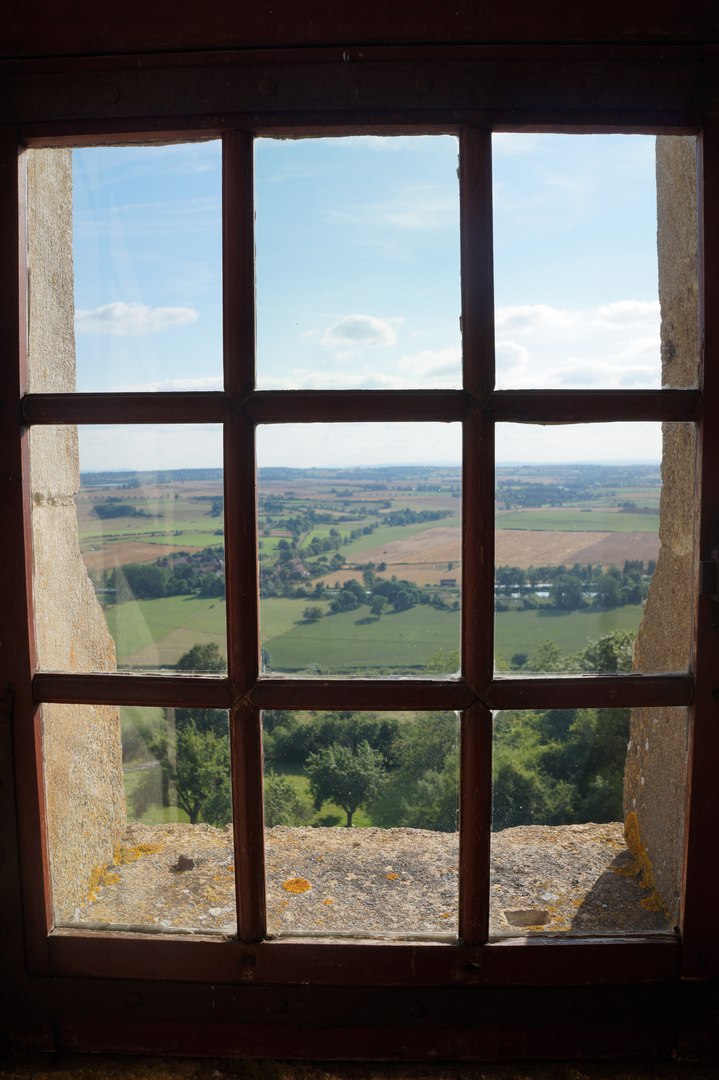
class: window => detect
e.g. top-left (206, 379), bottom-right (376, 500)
top-left (2, 41), bottom-right (718, 1061)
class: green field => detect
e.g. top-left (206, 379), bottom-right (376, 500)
top-left (494, 604), bottom-right (644, 660)
top-left (103, 592), bottom-right (645, 673)
top-left (495, 508), bottom-right (659, 532)
top-left (264, 603), bottom-right (459, 674)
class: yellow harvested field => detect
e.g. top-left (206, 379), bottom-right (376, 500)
top-left (495, 530), bottom-right (660, 569)
top-left (82, 541), bottom-right (202, 571)
top-left (318, 528), bottom-right (660, 589)
top-left (353, 526), bottom-right (460, 567)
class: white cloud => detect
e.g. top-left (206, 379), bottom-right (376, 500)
top-left (305, 314), bottom-right (401, 354)
top-left (76, 301), bottom-right (199, 337)
top-left (495, 300), bottom-right (660, 389)
top-left (398, 346), bottom-right (460, 380)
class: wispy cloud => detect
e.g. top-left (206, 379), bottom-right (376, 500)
top-left (76, 301), bottom-right (199, 337)
top-left (326, 186), bottom-right (458, 233)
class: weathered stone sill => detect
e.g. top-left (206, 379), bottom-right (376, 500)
top-left (65, 822), bottom-right (672, 937)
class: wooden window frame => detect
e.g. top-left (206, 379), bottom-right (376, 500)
top-left (1, 43), bottom-right (719, 1061)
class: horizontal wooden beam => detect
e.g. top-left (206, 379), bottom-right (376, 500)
top-left (246, 389), bottom-right (471, 424)
top-left (4, 52), bottom-right (716, 131)
top-left (22, 392), bottom-right (232, 425)
top-left (487, 673), bottom-right (695, 710)
top-left (489, 388), bottom-right (702, 424)
top-left (32, 672), bottom-right (236, 709)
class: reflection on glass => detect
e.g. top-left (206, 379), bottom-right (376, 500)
top-left (256, 423), bottom-right (461, 677)
top-left (263, 710), bottom-right (459, 938)
top-left (490, 708), bottom-right (680, 935)
top-left (32, 424), bottom-right (226, 673)
top-left (46, 704), bottom-right (235, 934)
top-left (492, 133), bottom-right (660, 389)
top-left (495, 423), bottom-right (663, 674)
top-left (71, 142), bottom-right (222, 392)
top-left (255, 136), bottom-right (461, 390)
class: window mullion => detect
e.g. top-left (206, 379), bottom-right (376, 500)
top-left (222, 130), bottom-right (265, 939)
top-left (232, 699), bottom-right (267, 942)
top-left (458, 702), bottom-right (493, 944)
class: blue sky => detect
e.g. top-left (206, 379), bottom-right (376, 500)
top-left (71, 133), bottom-right (664, 471)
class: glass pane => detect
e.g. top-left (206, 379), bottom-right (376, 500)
top-left (493, 133), bottom-right (660, 389)
top-left (263, 710), bottom-right (459, 938)
top-left (495, 423), bottom-right (669, 674)
top-left (257, 423), bottom-right (461, 676)
top-left (255, 136), bottom-right (461, 390)
top-left (26, 143), bottom-right (222, 394)
top-left (45, 704), bottom-right (235, 934)
top-left (31, 424), bottom-right (226, 673)
top-left (491, 707), bottom-right (682, 935)
top-left (72, 143), bottom-right (222, 393)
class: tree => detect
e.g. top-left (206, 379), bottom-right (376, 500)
top-left (264, 771), bottom-right (310, 826)
top-left (550, 573), bottom-right (585, 610)
top-left (175, 719), bottom-right (232, 825)
top-left (306, 740), bottom-right (387, 827)
top-left (370, 595), bottom-right (386, 618)
top-left (176, 641), bottom-right (224, 672)
top-left (131, 643), bottom-right (230, 823)
top-left (370, 712), bottom-right (458, 831)
top-left (302, 605), bottom-right (323, 622)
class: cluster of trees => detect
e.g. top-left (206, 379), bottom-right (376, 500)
top-left (93, 498), bottom-right (152, 519)
top-left (264, 709), bottom-right (458, 831)
top-left (90, 548), bottom-right (225, 603)
top-left (126, 632), bottom-right (635, 834)
top-left (495, 561), bottom-right (654, 612)
top-left (316, 574), bottom-right (454, 619)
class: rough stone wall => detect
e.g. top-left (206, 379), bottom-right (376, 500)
top-left (624, 136), bottom-right (699, 917)
top-left (27, 149), bottom-right (125, 922)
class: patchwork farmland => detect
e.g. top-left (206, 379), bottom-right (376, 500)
top-left (78, 460), bottom-right (660, 675)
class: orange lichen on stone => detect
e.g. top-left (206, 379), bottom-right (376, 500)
top-left (615, 811), bottom-right (670, 918)
top-left (322, 898), bottom-right (334, 905)
top-left (283, 877), bottom-right (312, 894)
top-left (386, 872), bottom-right (399, 880)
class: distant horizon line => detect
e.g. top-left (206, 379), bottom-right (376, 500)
top-left (79, 459), bottom-right (662, 474)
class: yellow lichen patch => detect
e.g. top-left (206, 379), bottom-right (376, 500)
top-left (283, 877), bottom-right (312, 894)
top-left (322, 898), bottom-right (334, 906)
top-left (386, 872), bottom-right (399, 880)
top-left (440, 912), bottom-right (450, 919)
top-left (615, 811), bottom-right (671, 919)
top-left (84, 864), bottom-right (121, 904)
top-left (113, 842), bottom-right (163, 866)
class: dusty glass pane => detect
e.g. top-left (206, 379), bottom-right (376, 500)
top-left (495, 422), bottom-right (669, 674)
top-left (45, 704), bottom-right (236, 934)
top-left (31, 424), bottom-right (226, 673)
top-left (492, 133), bottom-right (660, 390)
top-left (256, 423), bottom-right (461, 676)
top-left (490, 707), bottom-right (682, 936)
top-left (263, 710), bottom-right (458, 938)
top-left (255, 136), bottom-right (461, 390)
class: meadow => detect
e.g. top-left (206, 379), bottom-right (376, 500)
top-left (104, 592), bottom-right (646, 673)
